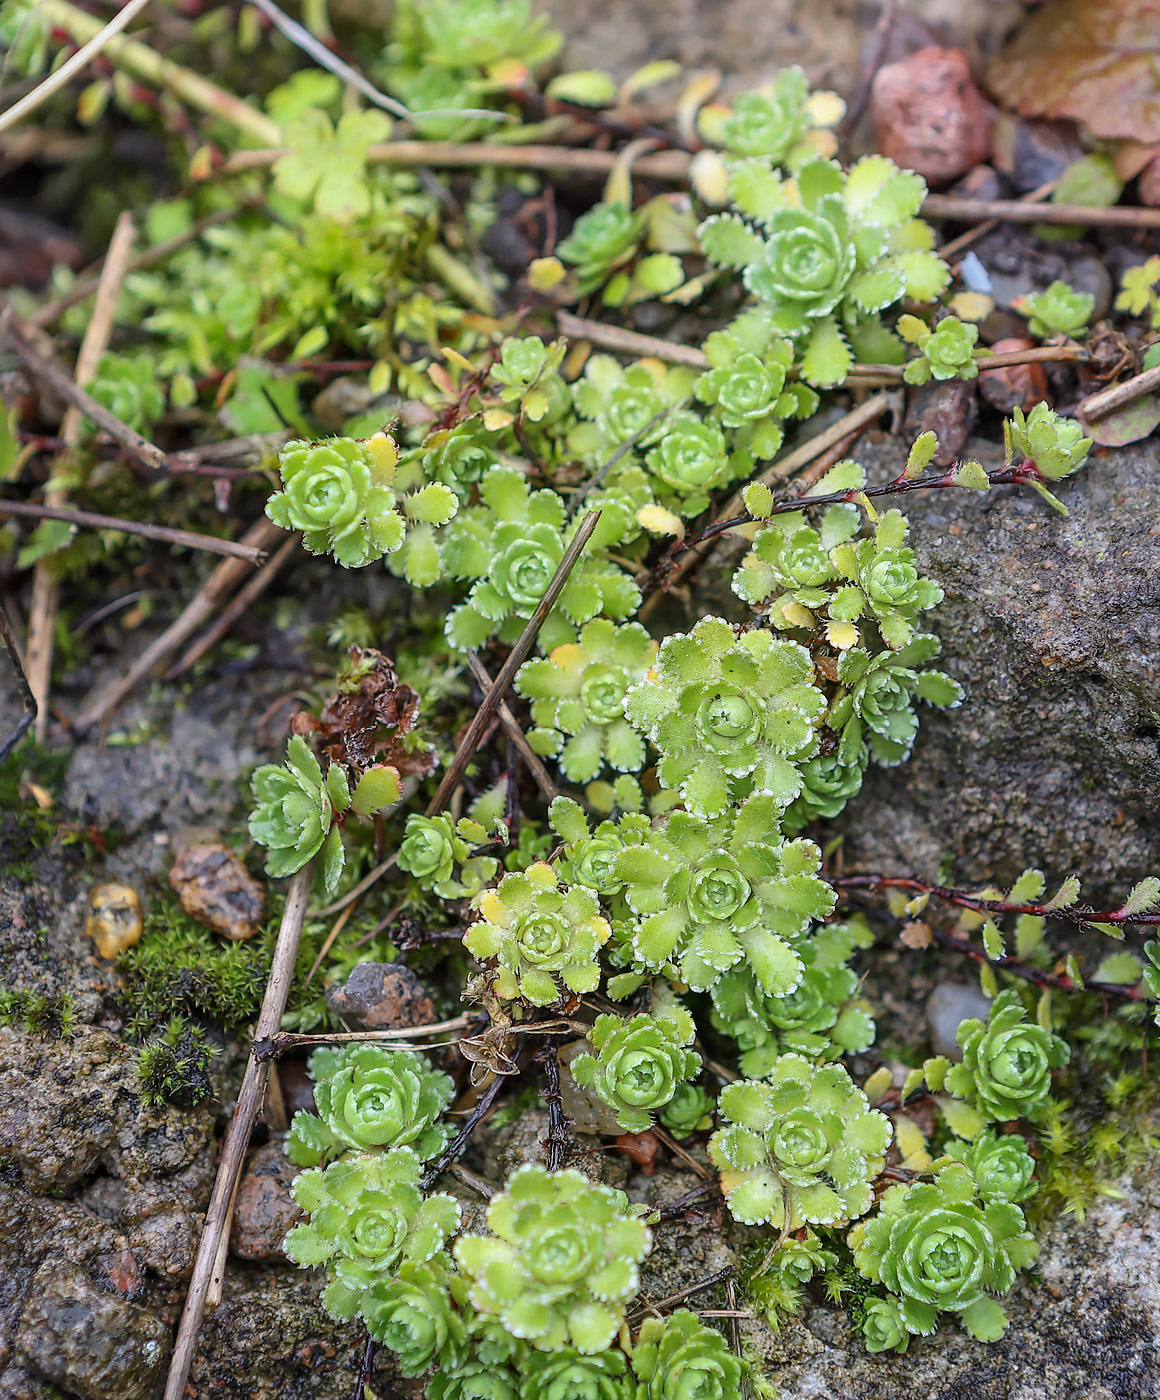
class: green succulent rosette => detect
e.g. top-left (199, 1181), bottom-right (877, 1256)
top-left (1004, 402), bottom-right (1093, 482)
top-left (453, 1164), bottom-right (652, 1353)
top-left (623, 616), bottom-right (827, 819)
top-left (517, 619), bottom-right (657, 782)
top-left (629, 1308), bottom-right (746, 1400)
top-left (828, 634), bottom-right (962, 767)
top-left (782, 730), bottom-right (869, 832)
top-left (851, 1163), bottom-right (1037, 1342)
top-left (699, 154), bottom-right (949, 387)
top-left (1015, 279), bottom-right (1094, 339)
top-left (248, 735), bottom-right (350, 885)
top-left (441, 466), bottom-right (640, 652)
top-left (613, 795), bottom-right (835, 994)
top-left (946, 1130), bottom-right (1038, 1205)
top-left (709, 1056), bottom-right (891, 1230)
top-left (943, 990), bottom-right (1069, 1124)
top-left (548, 797), bottom-right (653, 902)
top-left (717, 68), bottom-right (812, 163)
top-left (860, 1296), bottom-right (910, 1353)
top-left (557, 202), bottom-right (649, 296)
top-left (518, 1346), bottom-right (631, 1400)
top-left (568, 354), bottom-right (694, 461)
top-left (266, 432), bottom-right (458, 569)
top-left (361, 1253), bottom-right (467, 1376)
top-left (463, 861), bottom-right (612, 1006)
top-left (570, 1011), bottom-right (702, 1133)
top-left (397, 812), bottom-right (500, 900)
top-left (709, 921), bottom-right (875, 1073)
top-left (428, 1363), bottom-right (521, 1400)
top-left (283, 1147), bottom-right (460, 1318)
top-left (643, 411), bottom-right (732, 516)
top-left (899, 313), bottom-right (980, 385)
top-left (286, 1044), bottom-right (454, 1166)
top-left (659, 1081), bottom-right (716, 1139)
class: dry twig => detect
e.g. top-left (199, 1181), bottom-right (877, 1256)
top-left (1078, 363), bottom-right (1160, 423)
top-left (0, 499), bottom-right (271, 563)
top-left (465, 651), bottom-right (559, 804)
top-left (163, 864), bottom-right (314, 1400)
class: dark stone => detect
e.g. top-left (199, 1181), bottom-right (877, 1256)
top-left (324, 961), bottom-right (438, 1031)
top-left (13, 1260), bottom-right (170, 1400)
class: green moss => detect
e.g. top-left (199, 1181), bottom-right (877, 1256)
top-left (135, 1016), bottom-right (217, 1108)
top-left (0, 987), bottom-right (78, 1039)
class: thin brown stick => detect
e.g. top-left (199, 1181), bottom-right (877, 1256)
top-left (938, 178), bottom-right (1059, 261)
top-left (0, 599), bottom-right (36, 761)
top-left (24, 211), bottom-right (135, 742)
top-left (253, 1016), bottom-right (473, 1061)
top-left (164, 531), bottom-right (299, 675)
top-left (425, 511), bottom-right (602, 815)
top-left (640, 392), bottom-right (893, 616)
top-left (922, 193), bottom-right (1160, 229)
top-left (630, 1266), bottom-right (734, 1319)
top-left (72, 516), bottom-right (282, 733)
top-left (163, 863), bottom-right (313, 1400)
top-left (558, 311), bottom-right (1086, 380)
top-left (1078, 362), bottom-right (1160, 423)
top-left (465, 652), bottom-right (559, 804)
top-left (221, 140), bottom-right (693, 179)
top-left (1, 311), bottom-right (168, 472)
top-left (0, 499), bottom-right (270, 563)
top-left (31, 207), bottom-right (239, 328)
top-left (312, 852), bottom-right (398, 920)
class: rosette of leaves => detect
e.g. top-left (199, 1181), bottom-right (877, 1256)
top-left (517, 1346), bottom-right (632, 1400)
top-left (643, 411), bottom-right (731, 517)
top-left (943, 990), bottom-right (1069, 1124)
top-left (286, 1044), bottom-right (454, 1166)
top-left (851, 1162), bottom-right (1037, 1342)
top-left (1014, 280), bottom-right (1094, 339)
top-left (248, 735), bottom-right (401, 892)
top-left (397, 813), bottom-right (500, 900)
top-left (699, 155), bottom-right (949, 386)
top-left (660, 1081), bottom-right (716, 1139)
top-left (692, 320), bottom-right (819, 468)
top-left (361, 1254), bottom-right (467, 1376)
top-left (945, 1131), bottom-right (1038, 1205)
top-left (284, 1148), bottom-right (460, 1319)
top-left (441, 466), bottom-right (640, 652)
top-left (463, 861), bottom-right (611, 1006)
top-left (827, 634), bottom-right (963, 767)
top-left (614, 796), bottom-right (836, 993)
top-left (782, 726), bottom-right (869, 832)
top-left (548, 797), bottom-right (653, 903)
top-left (488, 336), bottom-right (568, 424)
top-left (709, 921), bottom-right (875, 1075)
top-left (711, 67), bottom-right (815, 166)
top-left (452, 1164), bottom-right (652, 1353)
top-left (556, 201), bottom-right (649, 297)
top-left (266, 432), bottom-right (459, 570)
top-left (629, 1308), bottom-right (746, 1400)
top-left (88, 352), bottom-right (166, 434)
top-left (568, 354), bottom-right (693, 462)
top-left (898, 314), bottom-right (981, 385)
top-left (1003, 403), bottom-right (1093, 513)
top-left (827, 508), bottom-right (944, 650)
top-left (860, 1296), bottom-right (910, 1354)
top-left (516, 619), bottom-right (657, 782)
top-left (623, 616), bottom-right (827, 818)
top-left (731, 501), bottom-right (857, 619)
top-left (708, 1057), bottom-right (891, 1229)
top-left (570, 1010), bottom-right (701, 1132)
top-left (428, 1363), bottom-right (521, 1400)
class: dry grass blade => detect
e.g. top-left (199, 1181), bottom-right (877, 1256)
top-left (922, 193), bottom-right (1160, 228)
top-left (162, 863), bottom-right (314, 1400)
top-left (72, 517), bottom-right (283, 734)
top-left (0, 499), bottom-right (271, 563)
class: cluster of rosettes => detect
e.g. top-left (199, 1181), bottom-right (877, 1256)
top-left (622, 616), bottom-right (827, 819)
top-left (709, 921), bottom-right (876, 1075)
top-left (852, 1162), bottom-right (1038, 1347)
top-left (708, 1057), bottom-right (891, 1230)
top-left (266, 432), bottom-right (459, 570)
top-left (699, 154), bottom-right (949, 387)
top-left (463, 861), bottom-right (611, 1006)
top-left (248, 734), bottom-right (401, 892)
top-left (286, 1044), bottom-right (454, 1166)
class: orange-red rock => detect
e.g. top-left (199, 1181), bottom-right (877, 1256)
top-left (871, 47), bottom-right (991, 184)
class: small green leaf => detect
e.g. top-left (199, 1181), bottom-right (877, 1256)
top-left (545, 70), bottom-right (618, 107)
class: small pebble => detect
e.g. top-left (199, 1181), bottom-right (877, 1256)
top-left (168, 843), bottom-right (265, 942)
top-left (871, 47), bottom-right (991, 183)
top-left (230, 1141), bottom-right (304, 1263)
top-left (324, 961), bottom-right (437, 1031)
top-left (1140, 155), bottom-right (1160, 208)
top-left (979, 336), bottom-right (1049, 415)
top-left (926, 982), bottom-right (993, 1060)
top-left (86, 884), bottom-right (143, 960)
top-left (615, 1130), bottom-right (660, 1173)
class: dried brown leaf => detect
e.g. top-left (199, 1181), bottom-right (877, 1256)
top-left (989, 0), bottom-right (1160, 144)
top-left (899, 919), bottom-right (934, 949)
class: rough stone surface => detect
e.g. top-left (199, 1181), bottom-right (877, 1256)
top-left (168, 842), bottom-right (266, 942)
top-left (13, 1260), bottom-right (170, 1400)
top-left (871, 47), bottom-right (992, 183)
top-left (324, 961), bottom-right (438, 1031)
top-left (836, 432), bottom-right (1160, 904)
top-left (230, 1140), bottom-right (305, 1264)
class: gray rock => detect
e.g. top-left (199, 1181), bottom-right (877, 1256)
top-left (926, 982), bottom-right (993, 1059)
top-left (325, 961), bottom-right (438, 1031)
top-left (13, 1261), bottom-right (169, 1400)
